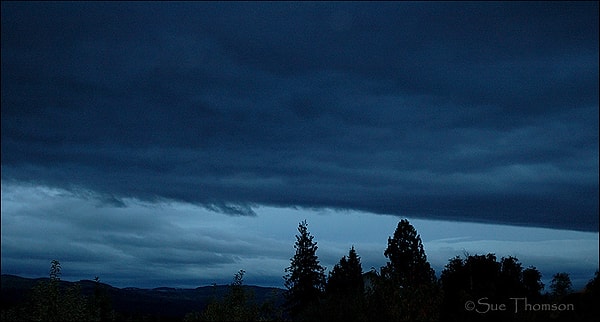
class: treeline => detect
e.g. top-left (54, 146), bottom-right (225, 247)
top-left (188, 219), bottom-right (600, 321)
top-left (276, 219), bottom-right (599, 321)
top-left (2, 219), bottom-right (599, 321)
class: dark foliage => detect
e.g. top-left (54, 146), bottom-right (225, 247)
top-left (283, 220), bottom-right (326, 320)
top-left (185, 270), bottom-right (284, 321)
top-left (522, 266), bottom-right (545, 300)
top-left (0, 260), bottom-right (114, 321)
top-left (439, 253), bottom-right (549, 321)
top-left (382, 219), bottom-right (437, 286)
top-left (320, 246), bottom-right (368, 321)
top-left (373, 219), bottom-right (441, 321)
top-left (1, 273), bottom-right (283, 322)
top-left (550, 272), bottom-right (573, 299)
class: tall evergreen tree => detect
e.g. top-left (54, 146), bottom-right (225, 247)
top-left (322, 246), bottom-right (366, 321)
top-left (382, 219), bottom-right (436, 286)
top-left (326, 246), bottom-right (363, 295)
top-left (377, 219), bottom-right (440, 321)
top-left (283, 220), bottom-right (326, 319)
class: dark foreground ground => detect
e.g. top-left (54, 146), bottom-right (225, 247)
top-left (0, 274), bottom-right (284, 321)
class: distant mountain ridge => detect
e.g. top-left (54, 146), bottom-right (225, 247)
top-left (0, 274), bottom-right (285, 320)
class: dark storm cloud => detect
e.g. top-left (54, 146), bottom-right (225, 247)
top-left (2, 2), bottom-right (598, 231)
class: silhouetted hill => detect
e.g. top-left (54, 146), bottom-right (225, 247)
top-left (1, 274), bottom-right (284, 320)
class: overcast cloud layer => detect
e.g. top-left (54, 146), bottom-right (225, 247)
top-left (2, 2), bottom-right (598, 231)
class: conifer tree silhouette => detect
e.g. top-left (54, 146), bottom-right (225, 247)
top-left (283, 220), bottom-right (325, 319)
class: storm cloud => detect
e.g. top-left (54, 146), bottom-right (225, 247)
top-left (2, 2), bottom-right (598, 231)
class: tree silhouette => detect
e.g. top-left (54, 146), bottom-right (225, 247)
top-left (440, 254), bottom-right (544, 321)
top-left (199, 269), bottom-right (260, 321)
top-left (377, 219), bottom-right (440, 321)
top-left (326, 246), bottom-right (363, 295)
top-left (322, 246), bottom-right (366, 321)
top-left (83, 276), bottom-right (115, 322)
top-left (522, 266), bottom-right (545, 299)
top-left (578, 271), bottom-right (600, 321)
top-left (585, 271), bottom-right (599, 293)
top-left (283, 220), bottom-right (326, 320)
top-left (466, 254), bottom-right (501, 297)
top-left (50, 259), bottom-right (61, 281)
top-left (185, 269), bottom-right (284, 322)
top-left (498, 256), bottom-right (524, 297)
top-left (30, 259), bottom-right (62, 321)
top-left (550, 272), bottom-right (573, 298)
top-left (382, 219), bottom-right (436, 286)
top-left (26, 260), bottom-right (89, 321)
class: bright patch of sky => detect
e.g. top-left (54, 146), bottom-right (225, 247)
top-left (2, 182), bottom-right (597, 290)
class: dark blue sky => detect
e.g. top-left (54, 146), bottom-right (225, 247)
top-left (1, 2), bottom-right (598, 289)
